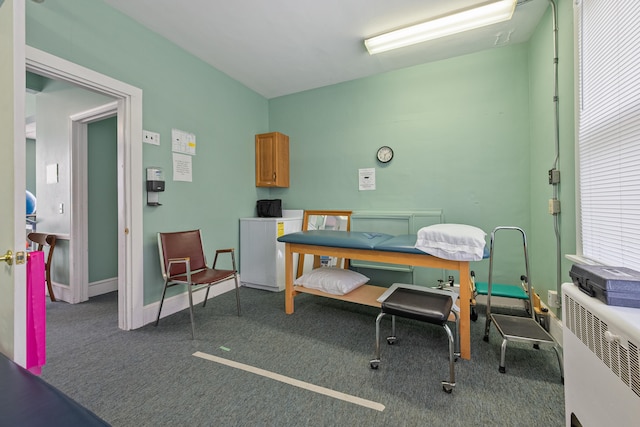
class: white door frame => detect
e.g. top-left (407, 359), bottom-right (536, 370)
top-left (70, 101), bottom-right (118, 304)
top-left (25, 46), bottom-right (144, 330)
top-left (4, 0), bottom-right (27, 365)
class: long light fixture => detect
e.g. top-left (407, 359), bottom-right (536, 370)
top-left (364, 0), bottom-right (517, 55)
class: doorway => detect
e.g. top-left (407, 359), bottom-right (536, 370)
top-left (87, 115), bottom-right (118, 297)
top-left (27, 78), bottom-right (117, 304)
top-left (25, 46), bottom-right (144, 330)
top-left (70, 101), bottom-right (119, 302)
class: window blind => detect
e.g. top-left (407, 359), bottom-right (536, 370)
top-left (578, 0), bottom-right (640, 267)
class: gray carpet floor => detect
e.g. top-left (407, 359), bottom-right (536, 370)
top-left (41, 287), bottom-right (565, 426)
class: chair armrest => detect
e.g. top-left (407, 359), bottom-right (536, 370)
top-left (215, 248), bottom-right (234, 254)
top-left (168, 257), bottom-right (190, 265)
top-left (212, 249), bottom-right (237, 271)
top-left (167, 257), bottom-right (191, 278)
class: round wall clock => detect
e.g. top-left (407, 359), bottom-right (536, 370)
top-left (376, 146), bottom-right (394, 163)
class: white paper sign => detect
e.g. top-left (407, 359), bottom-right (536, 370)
top-left (171, 128), bottom-right (196, 155)
top-left (173, 153), bottom-right (192, 182)
top-left (359, 168), bottom-right (376, 191)
top-left (46, 163), bottom-right (58, 184)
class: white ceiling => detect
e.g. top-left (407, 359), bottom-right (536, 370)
top-left (105, 0), bottom-right (548, 99)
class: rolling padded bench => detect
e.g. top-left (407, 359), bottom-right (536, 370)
top-left (0, 353), bottom-right (109, 426)
top-left (369, 285), bottom-right (458, 393)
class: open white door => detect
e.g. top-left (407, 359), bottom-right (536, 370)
top-left (0, 0), bottom-right (27, 365)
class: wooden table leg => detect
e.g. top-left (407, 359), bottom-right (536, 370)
top-left (285, 243), bottom-right (295, 314)
top-left (459, 262), bottom-right (471, 360)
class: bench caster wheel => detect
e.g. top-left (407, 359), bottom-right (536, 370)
top-left (386, 336), bottom-right (397, 345)
top-left (441, 382), bottom-right (454, 393)
top-left (470, 309), bottom-right (478, 322)
top-left (499, 366), bottom-right (506, 373)
top-left (370, 360), bottom-right (379, 369)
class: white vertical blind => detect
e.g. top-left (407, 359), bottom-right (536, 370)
top-left (578, 0), bottom-right (640, 267)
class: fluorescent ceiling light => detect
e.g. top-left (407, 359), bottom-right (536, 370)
top-left (364, 0), bottom-right (517, 55)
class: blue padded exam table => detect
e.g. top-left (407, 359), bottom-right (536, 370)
top-left (277, 230), bottom-right (476, 360)
top-left (0, 353), bottom-right (109, 426)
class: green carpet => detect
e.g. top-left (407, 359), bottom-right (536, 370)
top-left (41, 287), bottom-right (564, 426)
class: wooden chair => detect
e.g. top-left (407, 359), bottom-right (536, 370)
top-left (156, 230), bottom-right (241, 339)
top-left (27, 232), bottom-right (57, 302)
top-left (296, 210), bottom-right (352, 277)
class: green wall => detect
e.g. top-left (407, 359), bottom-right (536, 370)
top-left (88, 116), bottom-right (118, 283)
top-left (269, 44), bottom-right (533, 286)
top-left (26, 0), bottom-right (268, 304)
top-left (527, 0), bottom-right (575, 316)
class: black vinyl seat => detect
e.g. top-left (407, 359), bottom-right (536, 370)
top-left (382, 287), bottom-right (453, 324)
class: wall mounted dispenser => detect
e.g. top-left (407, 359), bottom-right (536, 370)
top-left (146, 167), bottom-right (165, 206)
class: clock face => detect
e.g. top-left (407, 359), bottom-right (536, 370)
top-left (377, 146), bottom-right (393, 163)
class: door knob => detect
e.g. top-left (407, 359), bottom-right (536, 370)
top-left (0, 250), bottom-right (13, 266)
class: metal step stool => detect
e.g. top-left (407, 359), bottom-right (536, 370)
top-left (482, 226), bottom-right (563, 382)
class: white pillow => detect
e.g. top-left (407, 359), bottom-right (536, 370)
top-left (415, 224), bottom-right (486, 261)
top-left (294, 267), bottom-right (369, 295)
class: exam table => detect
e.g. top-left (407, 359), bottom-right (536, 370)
top-left (277, 230), bottom-right (483, 360)
top-left (0, 353), bottom-right (109, 426)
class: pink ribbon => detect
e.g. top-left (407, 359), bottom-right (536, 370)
top-left (26, 251), bottom-right (46, 375)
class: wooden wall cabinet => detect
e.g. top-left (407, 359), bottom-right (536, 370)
top-left (255, 132), bottom-right (289, 187)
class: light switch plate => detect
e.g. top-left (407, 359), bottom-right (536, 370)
top-left (143, 130), bottom-right (160, 145)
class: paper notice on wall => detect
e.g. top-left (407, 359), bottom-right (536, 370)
top-left (173, 153), bottom-right (192, 182)
top-left (359, 168), bottom-right (376, 191)
top-left (46, 163), bottom-right (58, 184)
top-left (171, 128), bottom-right (196, 155)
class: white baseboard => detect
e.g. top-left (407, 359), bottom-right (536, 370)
top-left (88, 277), bottom-right (118, 297)
top-left (142, 277), bottom-right (238, 326)
top-left (544, 302), bottom-right (563, 347)
top-left (50, 282), bottom-right (71, 302)
top-left (49, 278), bottom-right (118, 303)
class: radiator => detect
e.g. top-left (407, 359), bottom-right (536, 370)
top-left (562, 283), bottom-right (640, 426)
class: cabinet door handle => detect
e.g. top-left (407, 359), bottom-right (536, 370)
top-left (273, 172), bottom-right (276, 181)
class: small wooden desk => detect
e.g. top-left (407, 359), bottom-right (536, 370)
top-left (284, 242), bottom-right (473, 360)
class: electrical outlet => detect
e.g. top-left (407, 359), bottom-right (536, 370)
top-left (548, 290), bottom-right (559, 308)
top-left (143, 130), bottom-right (160, 145)
top-left (548, 199), bottom-right (560, 215)
top-left (548, 169), bottom-right (560, 184)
